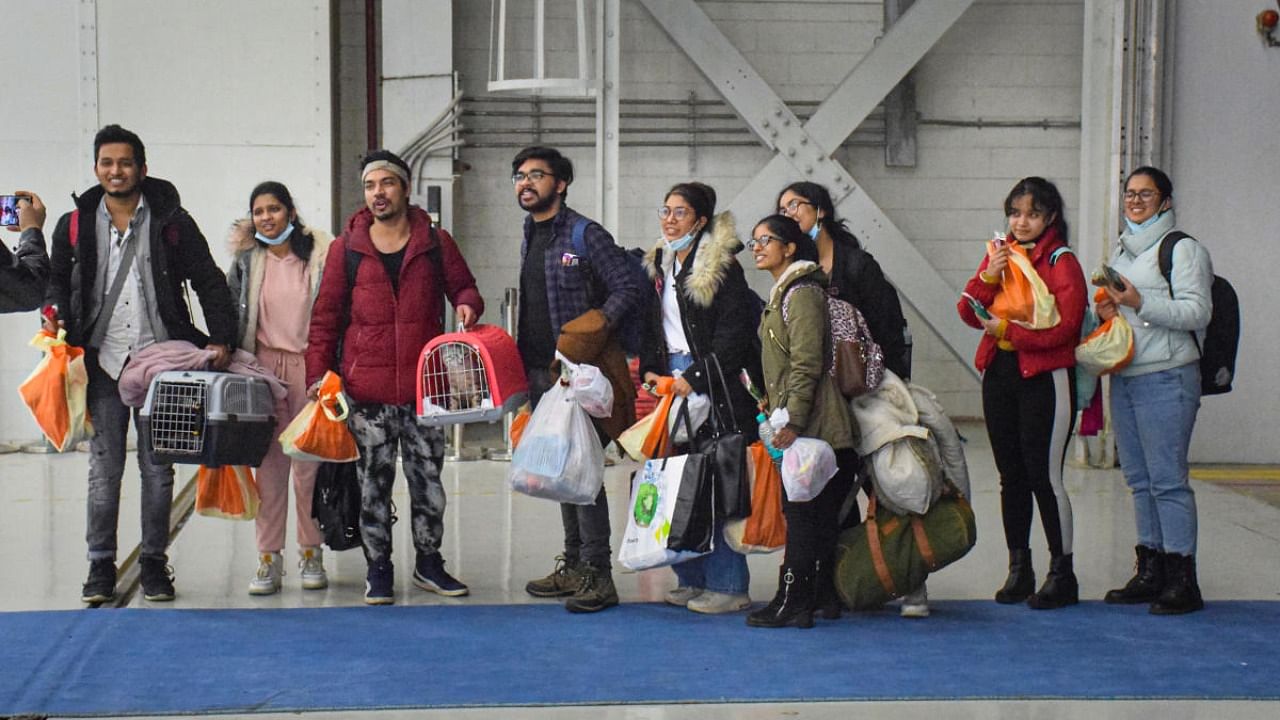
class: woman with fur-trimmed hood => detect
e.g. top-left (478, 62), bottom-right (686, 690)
top-left (638, 182), bottom-right (763, 616)
top-left (226, 181), bottom-right (333, 597)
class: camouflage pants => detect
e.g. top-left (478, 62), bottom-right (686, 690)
top-left (348, 403), bottom-right (448, 565)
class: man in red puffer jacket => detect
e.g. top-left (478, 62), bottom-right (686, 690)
top-left (307, 150), bottom-right (484, 605)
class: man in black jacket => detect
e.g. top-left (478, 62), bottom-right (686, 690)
top-left (0, 191), bottom-right (49, 312)
top-left (45, 124), bottom-right (237, 604)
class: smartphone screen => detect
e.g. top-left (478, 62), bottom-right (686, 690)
top-left (0, 195), bottom-right (20, 226)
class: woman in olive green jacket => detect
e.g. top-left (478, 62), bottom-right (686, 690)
top-left (746, 214), bottom-right (858, 629)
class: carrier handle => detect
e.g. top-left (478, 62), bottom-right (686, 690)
top-left (320, 391), bottom-right (350, 422)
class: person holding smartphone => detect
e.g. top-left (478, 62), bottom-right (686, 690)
top-left (1, 191), bottom-right (50, 313)
top-left (956, 177), bottom-right (1086, 610)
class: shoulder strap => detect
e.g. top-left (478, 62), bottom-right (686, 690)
top-left (1157, 230), bottom-right (1191, 288)
top-left (570, 217), bottom-right (590, 258)
top-left (69, 209), bottom-right (81, 248)
top-left (1049, 246), bottom-right (1073, 266)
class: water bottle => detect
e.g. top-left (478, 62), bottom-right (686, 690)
top-left (756, 412), bottom-right (783, 466)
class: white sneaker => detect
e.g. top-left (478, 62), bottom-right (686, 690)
top-left (248, 552), bottom-right (284, 596)
top-left (687, 591), bottom-right (751, 615)
top-left (664, 586), bottom-right (703, 607)
top-left (900, 582), bottom-right (930, 618)
top-left (299, 547), bottom-right (328, 590)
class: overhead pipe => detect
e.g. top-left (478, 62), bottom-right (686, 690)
top-left (365, 0), bottom-right (378, 150)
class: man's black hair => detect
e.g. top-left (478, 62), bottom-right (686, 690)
top-left (512, 146), bottom-right (573, 200)
top-left (94, 124), bottom-right (146, 167)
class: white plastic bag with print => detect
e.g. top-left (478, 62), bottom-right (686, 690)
top-left (780, 437), bottom-right (839, 502)
top-left (508, 381), bottom-right (605, 505)
top-left (561, 354), bottom-right (614, 419)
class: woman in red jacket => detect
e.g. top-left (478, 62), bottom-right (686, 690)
top-left (956, 177), bottom-right (1086, 610)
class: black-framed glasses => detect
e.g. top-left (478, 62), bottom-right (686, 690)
top-left (512, 170), bottom-right (554, 185)
top-left (657, 206), bottom-right (693, 221)
top-left (1123, 189), bottom-right (1160, 202)
top-left (746, 234), bottom-right (782, 251)
top-left (778, 198), bottom-right (813, 216)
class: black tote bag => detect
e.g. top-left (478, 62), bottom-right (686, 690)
top-left (697, 354), bottom-right (750, 519)
top-left (665, 402), bottom-right (716, 553)
top-left (311, 461), bottom-right (363, 551)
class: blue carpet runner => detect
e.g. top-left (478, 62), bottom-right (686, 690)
top-left (2, 601), bottom-right (1277, 716)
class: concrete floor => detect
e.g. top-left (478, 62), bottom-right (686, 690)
top-left (3, 421), bottom-right (1278, 719)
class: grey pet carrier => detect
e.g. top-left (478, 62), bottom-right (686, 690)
top-left (138, 371), bottom-right (277, 466)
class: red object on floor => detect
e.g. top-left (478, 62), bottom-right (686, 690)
top-left (630, 357), bottom-right (657, 419)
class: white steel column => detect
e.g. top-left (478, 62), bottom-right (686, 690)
top-left (1078, 0), bottom-right (1125, 277)
top-left (639, 0), bottom-right (979, 372)
top-left (77, 0), bottom-right (99, 190)
top-left (595, 0), bottom-right (620, 233)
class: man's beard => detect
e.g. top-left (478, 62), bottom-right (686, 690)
top-left (518, 190), bottom-right (557, 216)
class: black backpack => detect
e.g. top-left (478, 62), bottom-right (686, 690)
top-left (568, 218), bottom-right (653, 357)
top-left (1158, 231), bottom-right (1239, 395)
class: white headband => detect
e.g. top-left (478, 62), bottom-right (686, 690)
top-left (361, 159), bottom-right (409, 185)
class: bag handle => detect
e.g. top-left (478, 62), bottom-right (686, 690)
top-left (701, 353), bottom-right (742, 436)
top-left (660, 398), bottom-right (697, 469)
top-left (864, 493), bottom-right (899, 597)
top-left (320, 391), bottom-right (350, 422)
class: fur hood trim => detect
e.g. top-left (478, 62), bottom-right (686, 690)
top-left (643, 211), bottom-right (742, 308)
top-left (227, 218), bottom-right (333, 256)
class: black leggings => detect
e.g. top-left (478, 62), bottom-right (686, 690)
top-left (782, 448), bottom-right (859, 570)
top-left (982, 350), bottom-right (1076, 556)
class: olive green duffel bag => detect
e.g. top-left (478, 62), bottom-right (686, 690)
top-left (833, 491), bottom-right (977, 611)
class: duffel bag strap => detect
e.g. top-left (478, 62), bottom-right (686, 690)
top-left (865, 494), bottom-right (899, 597)
top-left (910, 515), bottom-right (941, 571)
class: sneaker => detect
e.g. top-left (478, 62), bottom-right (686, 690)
top-left (565, 565), bottom-right (619, 614)
top-left (900, 582), bottom-right (930, 619)
top-left (81, 559), bottom-right (117, 603)
top-left (139, 557), bottom-right (175, 602)
top-left (526, 555), bottom-right (584, 598)
top-left (413, 552), bottom-right (469, 597)
top-left (663, 586), bottom-right (704, 607)
top-left (687, 591), bottom-right (751, 615)
top-left (248, 552), bottom-right (284, 596)
top-left (298, 547), bottom-right (328, 590)
top-left (364, 560), bottom-right (395, 605)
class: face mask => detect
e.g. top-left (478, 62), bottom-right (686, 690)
top-left (1124, 210), bottom-right (1164, 235)
top-left (255, 221), bottom-right (295, 246)
top-left (663, 229), bottom-right (697, 253)
top-left (808, 220), bottom-right (821, 241)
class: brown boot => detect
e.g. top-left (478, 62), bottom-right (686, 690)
top-left (525, 555), bottom-right (584, 598)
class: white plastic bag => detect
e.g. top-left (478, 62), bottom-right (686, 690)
top-left (508, 381), bottom-right (605, 504)
top-left (667, 393), bottom-right (711, 444)
top-left (617, 455), bottom-right (712, 571)
top-left (566, 359), bottom-right (614, 419)
top-left (780, 437), bottom-right (838, 502)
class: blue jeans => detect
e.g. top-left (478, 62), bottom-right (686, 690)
top-left (1110, 362), bottom-right (1200, 555)
top-left (666, 352), bottom-right (750, 594)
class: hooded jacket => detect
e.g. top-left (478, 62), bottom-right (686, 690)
top-left (45, 176), bottom-right (237, 350)
top-left (306, 205), bottom-right (483, 406)
top-left (226, 218), bottom-right (334, 355)
top-left (828, 237), bottom-right (911, 378)
top-left (639, 212), bottom-right (762, 439)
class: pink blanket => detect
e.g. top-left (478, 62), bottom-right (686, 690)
top-left (117, 341), bottom-right (289, 408)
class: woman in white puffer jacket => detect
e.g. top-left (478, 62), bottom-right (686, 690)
top-left (1095, 166), bottom-right (1212, 615)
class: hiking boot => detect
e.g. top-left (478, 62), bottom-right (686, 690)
top-left (81, 559), bottom-right (117, 603)
top-left (900, 582), bottom-right (930, 619)
top-left (525, 555), bottom-right (584, 598)
top-left (298, 547), bottom-right (328, 590)
top-left (687, 591), bottom-right (751, 615)
top-left (747, 565), bottom-right (814, 629)
top-left (1105, 545), bottom-right (1163, 604)
top-left (995, 548), bottom-right (1035, 604)
top-left (664, 586), bottom-right (703, 607)
top-left (1027, 554), bottom-right (1078, 610)
top-left (364, 560), bottom-right (395, 605)
top-left (1150, 553), bottom-right (1204, 615)
top-left (248, 552), bottom-right (284, 596)
top-left (139, 557), bottom-right (175, 602)
top-left (564, 565), bottom-right (619, 613)
top-left (413, 552), bottom-right (469, 597)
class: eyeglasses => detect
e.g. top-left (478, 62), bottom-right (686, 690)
top-left (1123, 189), bottom-right (1160, 202)
top-left (778, 198), bottom-right (813, 216)
top-left (657, 206), bottom-right (694, 221)
top-left (511, 170), bottom-right (554, 185)
top-left (746, 234), bottom-right (782, 251)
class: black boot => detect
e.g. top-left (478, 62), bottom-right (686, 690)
top-left (813, 555), bottom-right (842, 620)
top-left (1027, 553), bottom-right (1078, 610)
top-left (747, 565), bottom-right (814, 629)
top-left (994, 548), bottom-right (1035, 604)
top-left (1150, 553), bottom-right (1204, 615)
top-left (1104, 545), bottom-right (1164, 604)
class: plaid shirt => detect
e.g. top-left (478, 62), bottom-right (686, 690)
top-left (519, 205), bottom-right (646, 348)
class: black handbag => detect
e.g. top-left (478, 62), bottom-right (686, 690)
top-left (697, 354), bottom-right (751, 519)
top-left (311, 461), bottom-right (363, 551)
top-left (665, 402), bottom-right (716, 553)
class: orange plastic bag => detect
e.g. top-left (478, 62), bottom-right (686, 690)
top-left (988, 241), bottom-right (1060, 330)
top-left (195, 465), bottom-right (260, 520)
top-left (279, 371), bottom-right (360, 462)
top-left (724, 442), bottom-right (787, 553)
top-left (1076, 288), bottom-right (1135, 375)
top-left (18, 329), bottom-right (93, 452)
top-left (509, 404), bottom-right (531, 449)
top-left (617, 377), bottom-right (675, 461)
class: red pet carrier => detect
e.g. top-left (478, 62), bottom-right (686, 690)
top-left (416, 324), bottom-right (528, 426)
top-left (139, 371), bottom-right (277, 466)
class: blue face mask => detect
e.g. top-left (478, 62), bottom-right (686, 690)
top-left (1124, 210), bottom-right (1164, 235)
top-left (807, 220), bottom-right (821, 241)
top-left (664, 230), bottom-right (697, 254)
top-left (255, 221), bottom-right (295, 246)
